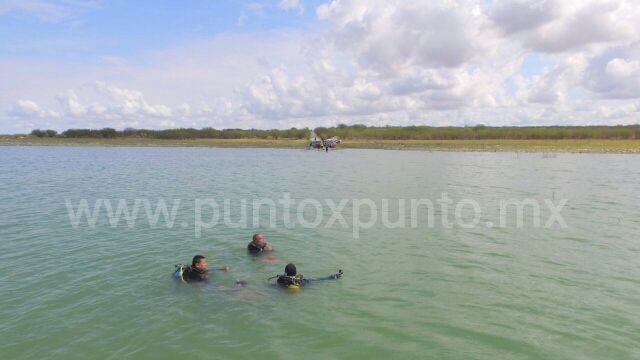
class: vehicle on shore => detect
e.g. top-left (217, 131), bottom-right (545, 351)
top-left (323, 139), bottom-right (336, 148)
top-left (309, 140), bottom-right (323, 148)
top-left (309, 138), bottom-right (338, 148)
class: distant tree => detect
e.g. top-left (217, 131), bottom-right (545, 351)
top-left (123, 127), bottom-right (137, 137)
top-left (99, 128), bottom-right (117, 138)
top-left (44, 129), bottom-right (57, 137)
top-left (30, 129), bottom-right (46, 137)
top-left (46, 125), bottom-right (640, 142)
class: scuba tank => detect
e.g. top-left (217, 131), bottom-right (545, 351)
top-left (268, 269), bottom-right (343, 289)
top-left (268, 274), bottom-right (306, 289)
top-left (173, 264), bottom-right (187, 283)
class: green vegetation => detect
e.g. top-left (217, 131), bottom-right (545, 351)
top-left (58, 127), bottom-right (310, 140)
top-left (17, 124), bottom-right (640, 142)
top-left (30, 129), bottom-right (58, 138)
top-left (336, 139), bottom-right (640, 151)
top-left (314, 124), bottom-right (640, 140)
top-left (0, 137), bottom-right (311, 148)
top-left (0, 133), bottom-right (28, 139)
top-left (2, 137), bottom-right (638, 153)
top-left (2, 125), bottom-right (639, 152)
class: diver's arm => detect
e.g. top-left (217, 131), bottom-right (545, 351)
top-left (305, 271), bottom-right (342, 282)
top-left (248, 242), bottom-right (273, 253)
top-left (210, 265), bottom-right (230, 271)
top-left (305, 275), bottom-right (334, 281)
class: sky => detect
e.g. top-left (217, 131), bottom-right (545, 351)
top-left (1, 0), bottom-right (639, 133)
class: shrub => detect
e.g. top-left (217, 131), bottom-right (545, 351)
top-left (30, 129), bottom-right (46, 137)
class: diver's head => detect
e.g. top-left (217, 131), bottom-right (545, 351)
top-left (285, 263), bottom-right (297, 276)
top-left (253, 233), bottom-right (265, 244)
top-left (192, 255), bottom-right (207, 270)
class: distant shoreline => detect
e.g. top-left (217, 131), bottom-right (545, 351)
top-left (1, 138), bottom-right (639, 153)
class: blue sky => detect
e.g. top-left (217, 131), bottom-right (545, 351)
top-left (1, 1), bottom-right (324, 61)
top-left (1, 0), bottom-right (639, 133)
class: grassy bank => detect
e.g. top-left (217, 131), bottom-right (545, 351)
top-left (0, 137), bottom-right (308, 148)
top-left (314, 124), bottom-right (640, 140)
top-left (2, 137), bottom-right (639, 153)
top-left (338, 139), bottom-right (640, 152)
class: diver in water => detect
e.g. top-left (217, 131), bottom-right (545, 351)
top-left (247, 233), bottom-right (273, 254)
top-left (270, 263), bottom-right (342, 289)
top-left (174, 255), bottom-right (229, 282)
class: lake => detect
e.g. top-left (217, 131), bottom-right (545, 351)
top-left (1, 146), bottom-right (639, 359)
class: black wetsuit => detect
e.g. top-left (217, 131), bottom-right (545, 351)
top-left (181, 265), bottom-right (208, 282)
top-left (276, 274), bottom-right (337, 287)
top-left (277, 275), bottom-right (308, 287)
top-left (247, 241), bottom-right (268, 254)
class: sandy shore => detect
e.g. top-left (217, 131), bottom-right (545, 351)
top-left (1, 138), bottom-right (639, 153)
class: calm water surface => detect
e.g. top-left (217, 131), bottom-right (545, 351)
top-left (1, 147), bottom-right (639, 359)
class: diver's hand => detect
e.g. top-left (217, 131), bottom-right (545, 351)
top-left (264, 245), bottom-right (273, 251)
top-left (221, 265), bottom-right (229, 271)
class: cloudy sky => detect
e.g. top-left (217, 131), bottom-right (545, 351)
top-left (1, 0), bottom-right (639, 133)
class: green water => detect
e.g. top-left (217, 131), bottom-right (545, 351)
top-left (1, 147), bottom-right (639, 359)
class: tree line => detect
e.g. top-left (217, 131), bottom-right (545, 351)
top-left (29, 129), bottom-right (58, 138)
top-left (314, 124), bottom-right (640, 140)
top-left (29, 127), bottom-right (311, 140)
top-left (26, 124), bottom-right (640, 141)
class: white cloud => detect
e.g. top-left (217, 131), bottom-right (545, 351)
top-left (10, 100), bottom-right (45, 117)
top-left (0, 0), bottom-right (103, 23)
top-left (599, 103), bottom-right (637, 119)
top-left (523, 55), bottom-right (587, 105)
top-left (237, 12), bottom-right (248, 26)
top-left (317, 0), bottom-right (498, 75)
top-left (3, 0), bottom-right (640, 133)
top-left (581, 42), bottom-right (640, 99)
top-left (96, 55), bottom-right (127, 66)
top-left (492, 0), bottom-right (640, 52)
top-left (240, 68), bottom-right (321, 119)
top-left (176, 103), bottom-right (191, 117)
top-left (87, 104), bottom-right (107, 116)
top-left (278, 0), bottom-right (303, 14)
top-left (56, 89), bottom-right (87, 116)
top-left (90, 82), bottom-right (173, 118)
top-left (606, 58), bottom-right (640, 77)
top-left (491, 0), bottom-right (558, 35)
top-left (237, 2), bottom-right (264, 26)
